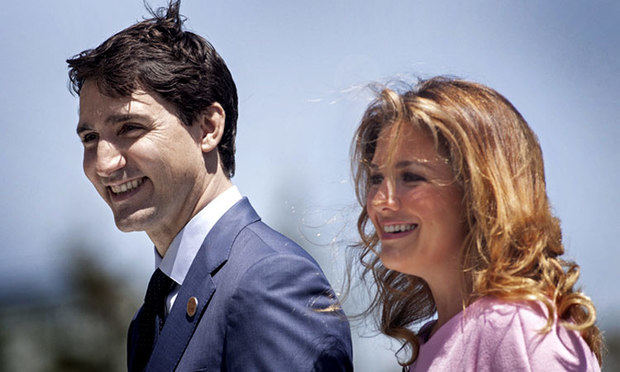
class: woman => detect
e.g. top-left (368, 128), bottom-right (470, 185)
top-left (351, 77), bottom-right (602, 370)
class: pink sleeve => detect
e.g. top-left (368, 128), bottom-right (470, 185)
top-left (489, 306), bottom-right (600, 372)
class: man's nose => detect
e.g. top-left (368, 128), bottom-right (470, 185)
top-left (370, 179), bottom-right (400, 211)
top-left (95, 140), bottom-right (126, 177)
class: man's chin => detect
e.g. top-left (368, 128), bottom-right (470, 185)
top-left (115, 222), bottom-right (141, 232)
top-left (113, 210), bottom-right (154, 232)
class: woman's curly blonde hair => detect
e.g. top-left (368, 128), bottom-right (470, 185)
top-left (351, 76), bottom-right (603, 366)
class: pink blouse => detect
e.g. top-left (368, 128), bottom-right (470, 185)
top-left (409, 297), bottom-right (600, 371)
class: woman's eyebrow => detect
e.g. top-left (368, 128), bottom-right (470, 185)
top-left (395, 160), bottom-right (432, 169)
top-left (370, 160), bottom-right (433, 170)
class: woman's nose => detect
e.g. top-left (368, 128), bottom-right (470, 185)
top-left (370, 179), bottom-right (400, 211)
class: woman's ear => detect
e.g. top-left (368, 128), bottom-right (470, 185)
top-left (198, 102), bottom-right (226, 153)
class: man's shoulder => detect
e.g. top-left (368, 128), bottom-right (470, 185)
top-left (206, 204), bottom-right (353, 371)
top-left (228, 216), bottom-right (319, 268)
top-left (209, 211), bottom-right (326, 291)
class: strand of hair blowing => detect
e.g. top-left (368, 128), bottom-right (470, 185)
top-left (351, 77), bottom-right (603, 366)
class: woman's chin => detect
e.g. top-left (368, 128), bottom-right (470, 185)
top-left (379, 246), bottom-right (413, 274)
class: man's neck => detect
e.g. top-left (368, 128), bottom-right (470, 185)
top-left (149, 174), bottom-right (232, 257)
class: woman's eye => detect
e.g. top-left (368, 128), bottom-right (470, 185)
top-left (369, 174), bottom-right (383, 186)
top-left (402, 172), bottom-right (426, 183)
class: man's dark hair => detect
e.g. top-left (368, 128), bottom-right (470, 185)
top-left (67, 0), bottom-right (238, 178)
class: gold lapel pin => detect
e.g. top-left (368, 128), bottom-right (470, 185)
top-left (187, 296), bottom-right (198, 317)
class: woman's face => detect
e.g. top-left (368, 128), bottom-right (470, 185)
top-left (366, 123), bottom-right (467, 279)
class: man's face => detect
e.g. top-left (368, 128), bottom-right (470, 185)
top-left (77, 80), bottom-right (208, 239)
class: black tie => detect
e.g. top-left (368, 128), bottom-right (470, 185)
top-left (132, 268), bottom-right (176, 372)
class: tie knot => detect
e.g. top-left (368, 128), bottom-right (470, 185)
top-left (144, 268), bottom-right (175, 310)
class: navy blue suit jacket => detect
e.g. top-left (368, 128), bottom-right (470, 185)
top-left (128, 198), bottom-right (353, 371)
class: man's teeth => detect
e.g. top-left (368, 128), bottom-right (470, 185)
top-left (110, 178), bottom-right (143, 194)
top-left (383, 224), bottom-right (417, 233)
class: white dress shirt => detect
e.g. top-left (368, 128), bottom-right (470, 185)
top-left (154, 185), bottom-right (243, 313)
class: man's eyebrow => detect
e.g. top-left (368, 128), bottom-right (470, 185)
top-left (76, 114), bottom-right (150, 135)
top-left (76, 123), bottom-right (91, 135)
top-left (105, 113), bottom-right (150, 125)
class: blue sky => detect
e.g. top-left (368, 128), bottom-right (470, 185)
top-left (0, 1), bottom-right (618, 370)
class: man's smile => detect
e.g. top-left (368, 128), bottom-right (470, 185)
top-left (107, 176), bottom-right (148, 202)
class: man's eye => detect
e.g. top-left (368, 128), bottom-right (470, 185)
top-left (118, 124), bottom-right (142, 135)
top-left (402, 172), bottom-right (425, 183)
top-left (369, 174), bottom-right (383, 186)
top-left (82, 133), bottom-right (98, 143)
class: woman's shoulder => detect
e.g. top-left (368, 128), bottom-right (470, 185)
top-left (411, 297), bottom-right (599, 371)
top-left (463, 297), bottom-right (580, 349)
top-left (415, 297), bottom-right (546, 350)
top-left (464, 296), bottom-right (549, 328)
top-left (462, 297), bottom-right (600, 371)
top-left (438, 297), bottom-right (551, 351)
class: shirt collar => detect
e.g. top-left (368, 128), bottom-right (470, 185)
top-left (154, 185), bottom-right (243, 285)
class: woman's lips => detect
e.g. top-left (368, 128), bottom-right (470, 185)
top-left (380, 223), bottom-right (418, 240)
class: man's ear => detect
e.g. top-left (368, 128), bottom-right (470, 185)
top-left (198, 102), bottom-right (226, 153)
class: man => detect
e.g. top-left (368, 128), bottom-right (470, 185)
top-left (67, 1), bottom-right (352, 371)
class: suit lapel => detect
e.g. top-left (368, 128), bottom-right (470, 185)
top-left (145, 198), bottom-right (260, 371)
